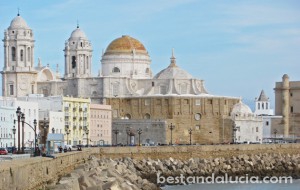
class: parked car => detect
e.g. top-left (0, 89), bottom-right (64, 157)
top-left (6, 146), bottom-right (16, 153)
top-left (0, 147), bottom-right (8, 155)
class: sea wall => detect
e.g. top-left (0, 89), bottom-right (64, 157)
top-left (0, 144), bottom-right (300, 190)
top-left (47, 153), bottom-right (300, 189)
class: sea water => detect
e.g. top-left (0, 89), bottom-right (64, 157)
top-left (162, 179), bottom-right (300, 190)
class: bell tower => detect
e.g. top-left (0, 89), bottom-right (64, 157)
top-left (1, 13), bottom-right (37, 97)
top-left (64, 24), bottom-right (92, 78)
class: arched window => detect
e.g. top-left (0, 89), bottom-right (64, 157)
top-left (262, 103), bottom-right (264, 109)
top-left (27, 47), bottom-right (31, 61)
top-left (72, 56), bottom-right (76, 68)
top-left (124, 114), bottom-right (131, 119)
top-left (144, 113), bottom-right (150, 119)
top-left (20, 49), bottom-right (24, 61)
top-left (11, 47), bottom-right (16, 61)
top-left (112, 67), bottom-right (120, 73)
top-left (258, 103), bottom-right (260, 110)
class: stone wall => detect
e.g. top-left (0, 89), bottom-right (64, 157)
top-left (1, 144), bottom-right (300, 190)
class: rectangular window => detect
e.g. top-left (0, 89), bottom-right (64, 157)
top-left (184, 99), bottom-right (189, 104)
top-left (145, 99), bottom-right (150, 106)
top-left (152, 82), bottom-right (155, 87)
top-left (266, 121), bottom-right (269, 126)
top-left (208, 99), bottom-right (213, 104)
top-left (291, 106), bottom-right (293, 113)
top-left (256, 127), bottom-right (259, 132)
top-left (9, 85), bottom-right (13, 95)
top-left (195, 99), bottom-right (201, 106)
top-left (31, 85), bottom-right (34, 94)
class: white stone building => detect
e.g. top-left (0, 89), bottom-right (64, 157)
top-left (231, 101), bottom-right (263, 143)
top-left (0, 97), bottom-right (15, 147)
top-left (0, 96), bottom-right (39, 148)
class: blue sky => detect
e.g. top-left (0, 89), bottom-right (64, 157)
top-left (0, 0), bottom-right (300, 109)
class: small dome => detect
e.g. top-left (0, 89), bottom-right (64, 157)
top-left (154, 65), bottom-right (193, 80)
top-left (232, 102), bottom-right (253, 115)
top-left (104, 35), bottom-right (147, 55)
top-left (9, 15), bottom-right (29, 29)
top-left (282, 74), bottom-right (289, 79)
top-left (154, 50), bottom-right (193, 80)
top-left (70, 27), bottom-right (87, 39)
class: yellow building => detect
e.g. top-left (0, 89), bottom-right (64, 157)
top-left (63, 96), bottom-right (91, 145)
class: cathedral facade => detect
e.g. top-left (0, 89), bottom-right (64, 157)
top-left (2, 14), bottom-right (240, 144)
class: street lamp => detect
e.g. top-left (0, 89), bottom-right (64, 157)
top-left (112, 129), bottom-right (119, 146)
top-left (66, 129), bottom-right (71, 145)
top-left (21, 113), bottom-right (25, 153)
top-left (19, 113), bottom-right (37, 156)
top-left (16, 106), bottom-right (21, 154)
top-left (188, 128), bottom-right (192, 145)
top-left (137, 128), bottom-right (142, 146)
top-left (85, 129), bottom-right (89, 146)
top-left (274, 129), bottom-right (278, 144)
top-left (43, 118), bottom-right (49, 149)
top-left (12, 124), bottom-right (16, 151)
top-left (169, 123), bottom-right (175, 145)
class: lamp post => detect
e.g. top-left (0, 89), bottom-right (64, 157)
top-left (43, 118), bottom-right (48, 149)
top-left (66, 129), bottom-right (70, 145)
top-left (168, 123), bottom-right (175, 145)
top-left (12, 124), bottom-right (16, 148)
top-left (85, 129), bottom-right (89, 146)
top-left (21, 113), bottom-right (25, 154)
top-left (112, 129), bottom-right (119, 146)
top-left (16, 107), bottom-right (21, 154)
top-left (188, 128), bottom-right (192, 145)
top-left (19, 112), bottom-right (37, 156)
top-left (274, 129), bottom-right (278, 144)
top-left (137, 128), bottom-right (142, 146)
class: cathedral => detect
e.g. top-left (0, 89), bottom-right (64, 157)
top-left (1, 14), bottom-right (241, 144)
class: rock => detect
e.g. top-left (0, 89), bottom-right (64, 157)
top-left (78, 175), bottom-right (96, 189)
top-left (58, 176), bottom-right (80, 190)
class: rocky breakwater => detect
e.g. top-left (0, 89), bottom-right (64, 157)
top-left (47, 156), bottom-right (160, 190)
top-left (47, 153), bottom-right (300, 189)
top-left (138, 153), bottom-right (300, 185)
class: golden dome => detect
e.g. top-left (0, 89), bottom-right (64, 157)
top-left (104, 35), bottom-right (148, 55)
